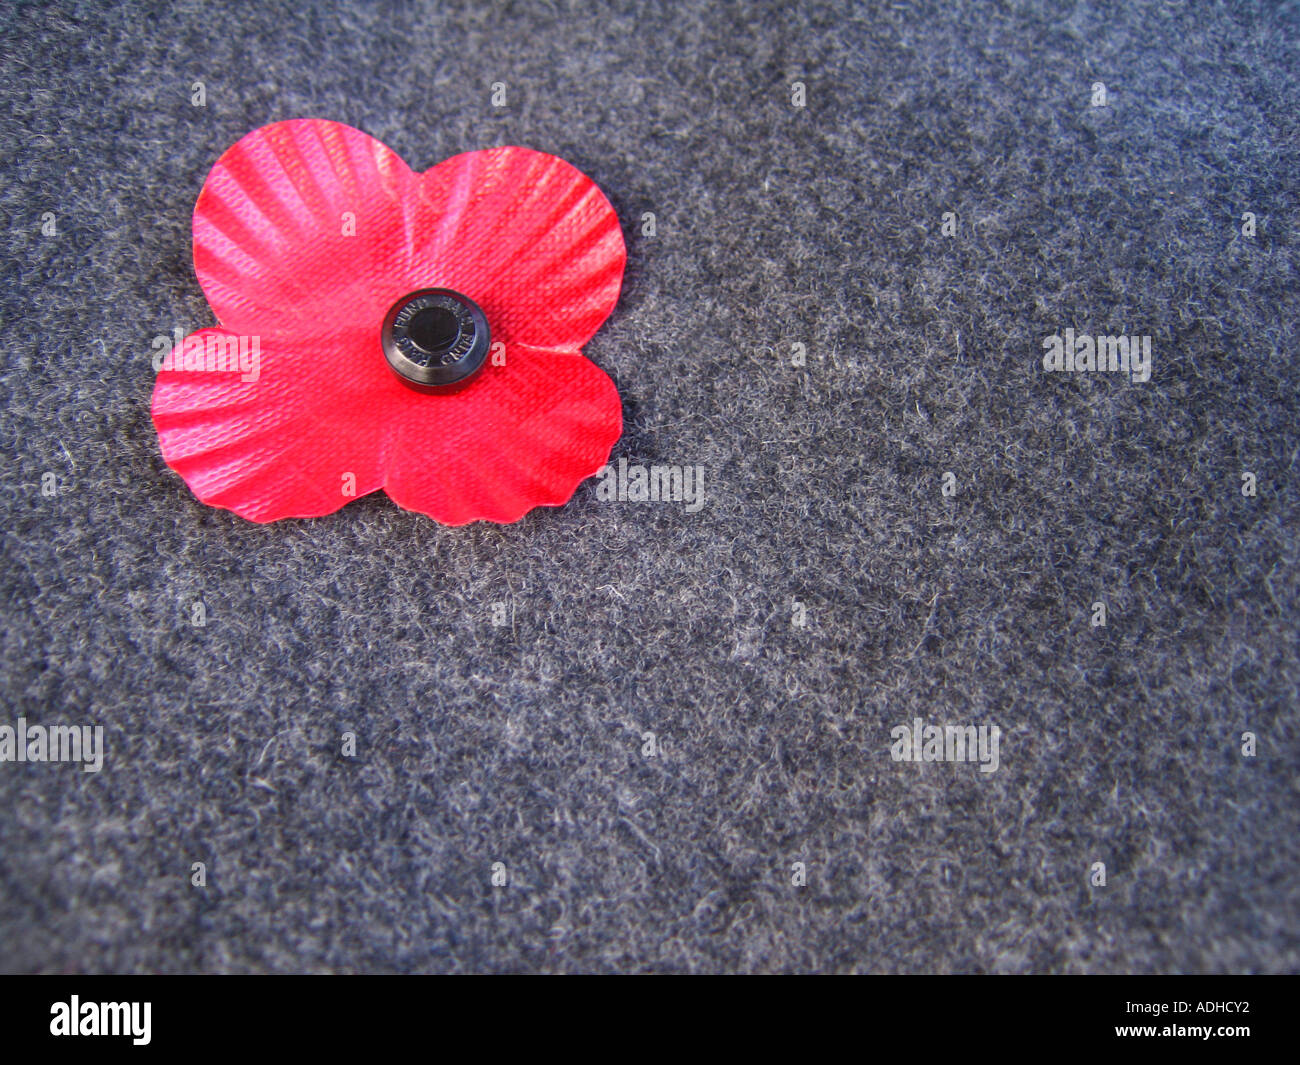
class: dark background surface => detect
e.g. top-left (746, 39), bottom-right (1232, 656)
top-left (1, 0), bottom-right (1297, 973)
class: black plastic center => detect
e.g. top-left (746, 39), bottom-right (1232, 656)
top-left (381, 287), bottom-right (491, 394)
top-left (407, 306), bottom-right (460, 354)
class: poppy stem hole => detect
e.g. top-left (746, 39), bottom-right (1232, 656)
top-left (407, 306), bottom-right (460, 353)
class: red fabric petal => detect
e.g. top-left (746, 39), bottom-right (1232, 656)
top-left (193, 119), bottom-right (418, 345)
top-left (157, 121), bottom-right (625, 524)
top-left (152, 329), bottom-right (621, 523)
top-left (384, 345), bottom-right (622, 524)
top-left (192, 120), bottom-right (625, 351)
top-left (152, 326), bottom-right (393, 521)
top-left (408, 147), bottom-right (625, 350)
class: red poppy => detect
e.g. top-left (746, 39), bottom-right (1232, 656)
top-left (151, 119), bottom-right (625, 524)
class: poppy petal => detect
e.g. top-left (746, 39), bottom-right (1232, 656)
top-left (406, 147), bottom-right (625, 351)
top-left (193, 119), bottom-right (418, 344)
top-left (153, 328), bottom-right (621, 524)
top-left (151, 326), bottom-right (395, 521)
top-left (383, 345), bottom-right (622, 524)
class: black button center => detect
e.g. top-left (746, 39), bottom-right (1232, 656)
top-left (407, 306), bottom-right (460, 354)
top-left (381, 288), bottom-right (491, 394)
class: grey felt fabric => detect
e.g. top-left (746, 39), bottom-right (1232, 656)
top-left (1, 0), bottom-right (1297, 974)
